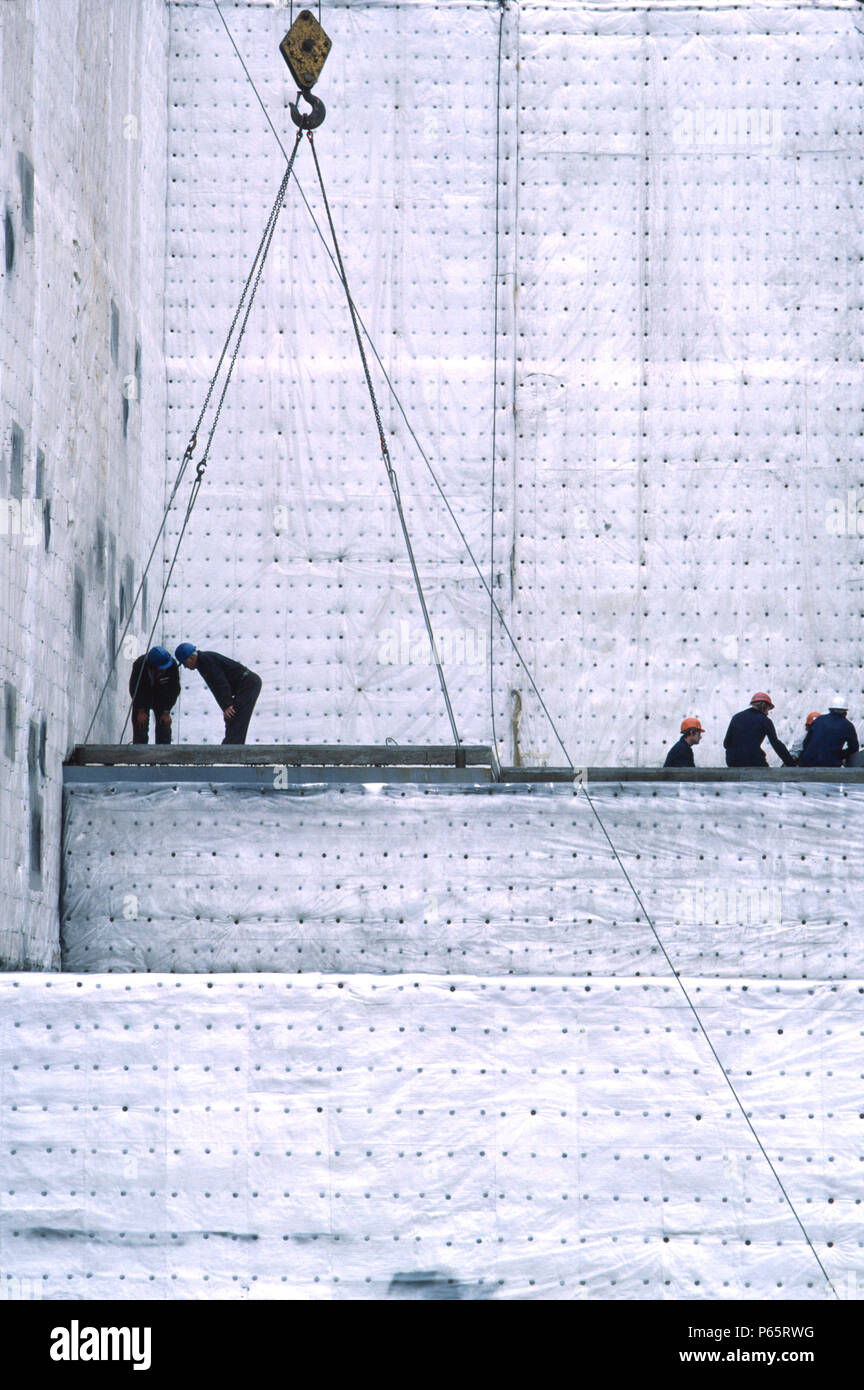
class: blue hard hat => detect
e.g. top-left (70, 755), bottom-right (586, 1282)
top-left (147, 646), bottom-right (174, 670)
top-left (174, 642), bottom-right (196, 664)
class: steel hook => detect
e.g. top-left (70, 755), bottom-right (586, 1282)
top-left (289, 88), bottom-right (326, 130)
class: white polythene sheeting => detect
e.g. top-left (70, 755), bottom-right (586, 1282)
top-left (162, 2), bottom-right (864, 765)
top-left (0, 972), bottom-right (854, 1300)
top-left (61, 780), bottom-right (864, 977)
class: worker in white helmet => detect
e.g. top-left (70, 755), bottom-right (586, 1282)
top-left (799, 701), bottom-right (859, 767)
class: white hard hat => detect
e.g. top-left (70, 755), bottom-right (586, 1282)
top-left (828, 697), bottom-right (848, 711)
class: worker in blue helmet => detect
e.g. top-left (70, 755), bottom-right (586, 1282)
top-left (174, 643), bottom-right (262, 745)
top-left (129, 646), bottom-right (180, 744)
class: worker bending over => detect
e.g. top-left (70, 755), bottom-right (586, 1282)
top-left (724, 692), bottom-right (796, 768)
top-left (664, 717), bottom-right (704, 768)
top-left (174, 643), bottom-right (262, 745)
top-left (798, 700), bottom-right (859, 767)
top-left (129, 647), bottom-right (180, 745)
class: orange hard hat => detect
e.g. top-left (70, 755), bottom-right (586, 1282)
top-left (805, 711), bottom-right (820, 727)
top-left (750, 691), bottom-right (774, 710)
top-left (681, 717), bottom-right (704, 733)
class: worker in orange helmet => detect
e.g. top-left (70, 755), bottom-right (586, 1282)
top-left (790, 711), bottom-right (820, 761)
top-left (723, 692), bottom-right (797, 767)
top-left (664, 716), bottom-right (705, 768)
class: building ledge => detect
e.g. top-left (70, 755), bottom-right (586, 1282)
top-left (63, 747), bottom-right (864, 786)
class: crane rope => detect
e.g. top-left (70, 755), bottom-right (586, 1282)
top-left (84, 130), bottom-right (304, 744)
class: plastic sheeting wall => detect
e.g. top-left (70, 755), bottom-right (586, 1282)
top-left (161, 0), bottom-right (864, 766)
top-left (6, 0), bottom-right (864, 1307)
top-left (62, 780), bottom-right (864, 977)
top-left (163, 0), bottom-right (508, 752)
top-left (0, 0), bottom-right (169, 966)
top-left (0, 971), bottom-right (859, 1300)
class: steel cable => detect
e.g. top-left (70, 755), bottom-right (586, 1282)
top-left (84, 132), bottom-right (303, 743)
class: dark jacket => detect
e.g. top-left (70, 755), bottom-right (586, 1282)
top-left (129, 655), bottom-right (180, 713)
top-left (799, 712), bottom-right (859, 767)
top-left (195, 651), bottom-right (256, 711)
top-left (723, 707), bottom-right (796, 767)
top-left (664, 736), bottom-right (694, 768)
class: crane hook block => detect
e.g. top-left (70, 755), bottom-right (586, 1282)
top-left (280, 11), bottom-right (332, 93)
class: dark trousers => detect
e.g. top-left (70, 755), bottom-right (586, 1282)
top-left (222, 673), bottom-right (262, 745)
top-left (133, 706), bottom-right (173, 744)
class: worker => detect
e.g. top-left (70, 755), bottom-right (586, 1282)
top-left (129, 646), bottom-right (180, 745)
top-left (723, 692), bottom-right (797, 768)
top-left (798, 700), bottom-right (859, 767)
top-left (664, 717), bottom-right (704, 768)
top-left (174, 643), bottom-right (262, 745)
top-left (790, 711), bottom-right (820, 760)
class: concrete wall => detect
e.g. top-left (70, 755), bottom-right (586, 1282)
top-left (0, 0), bottom-right (168, 966)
